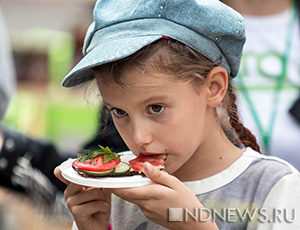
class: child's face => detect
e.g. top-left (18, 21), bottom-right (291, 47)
top-left (97, 68), bottom-right (213, 178)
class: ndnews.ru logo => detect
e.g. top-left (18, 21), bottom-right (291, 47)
top-left (168, 207), bottom-right (296, 223)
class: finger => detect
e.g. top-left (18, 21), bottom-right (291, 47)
top-left (111, 186), bottom-right (150, 201)
top-left (111, 162), bottom-right (179, 200)
top-left (54, 166), bottom-right (70, 185)
top-left (102, 188), bottom-right (112, 205)
top-left (111, 163), bottom-right (181, 201)
top-left (64, 182), bottom-right (85, 199)
top-left (143, 162), bottom-right (180, 189)
top-left (71, 199), bottom-right (110, 217)
top-left (65, 187), bottom-right (110, 207)
top-left (111, 181), bottom-right (174, 203)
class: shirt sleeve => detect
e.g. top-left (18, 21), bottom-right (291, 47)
top-left (256, 172), bottom-right (300, 230)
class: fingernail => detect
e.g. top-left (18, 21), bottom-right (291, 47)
top-left (144, 162), bottom-right (152, 174)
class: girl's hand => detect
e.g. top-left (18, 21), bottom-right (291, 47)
top-left (54, 166), bottom-right (111, 230)
top-left (111, 162), bottom-right (218, 230)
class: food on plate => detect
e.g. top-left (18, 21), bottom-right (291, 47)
top-left (129, 154), bottom-right (166, 173)
top-left (72, 145), bottom-right (166, 178)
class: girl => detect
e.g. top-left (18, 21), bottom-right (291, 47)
top-left (55, 0), bottom-right (300, 229)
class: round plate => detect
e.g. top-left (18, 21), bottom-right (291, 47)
top-left (60, 151), bottom-right (152, 188)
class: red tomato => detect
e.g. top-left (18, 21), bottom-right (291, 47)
top-left (129, 154), bottom-right (166, 173)
top-left (72, 155), bottom-right (121, 171)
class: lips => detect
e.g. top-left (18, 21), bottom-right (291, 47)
top-left (137, 153), bottom-right (168, 163)
top-left (139, 152), bottom-right (162, 156)
top-left (139, 152), bottom-right (168, 158)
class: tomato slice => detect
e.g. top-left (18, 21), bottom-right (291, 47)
top-left (72, 155), bottom-right (121, 171)
top-left (129, 154), bottom-right (166, 173)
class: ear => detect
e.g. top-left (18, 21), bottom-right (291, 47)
top-left (205, 66), bottom-right (228, 108)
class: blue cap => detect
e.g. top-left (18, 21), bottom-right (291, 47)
top-left (62, 0), bottom-right (245, 87)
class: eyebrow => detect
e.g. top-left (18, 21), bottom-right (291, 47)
top-left (103, 95), bottom-right (168, 108)
top-left (138, 95), bottom-right (168, 106)
top-left (102, 100), bottom-right (112, 108)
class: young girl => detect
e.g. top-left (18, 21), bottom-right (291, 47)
top-left (55, 0), bottom-right (300, 229)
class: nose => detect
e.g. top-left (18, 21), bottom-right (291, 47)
top-left (130, 119), bottom-right (153, 148)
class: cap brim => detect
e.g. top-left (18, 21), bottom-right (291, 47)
top-left (62, 35), bottom-right (162, 87)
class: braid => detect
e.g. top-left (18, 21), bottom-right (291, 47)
top-left (226, 82), bottom-right (261, 153)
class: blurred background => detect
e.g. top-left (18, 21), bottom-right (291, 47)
top-left (1, 0), bottom-right (98, 151)
top-left (0, 0), bottom-right (98, 229)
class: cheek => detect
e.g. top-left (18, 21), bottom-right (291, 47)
top-left (110, 117), bottom-right (131, 144)
top-left (159, 113), bottom-right (204, 153)
top-left (164, 109), bottom-right (207, 163)
top-left (167, 106), bottom-right (206, 147)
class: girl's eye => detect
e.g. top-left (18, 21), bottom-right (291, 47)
top-left (112, 108), bottom-right (127, 117)
top-left (149, 105), bottom-right (165, 114)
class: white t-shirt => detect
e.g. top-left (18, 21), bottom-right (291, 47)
top-left (236, 6), bottom-right (300, 170)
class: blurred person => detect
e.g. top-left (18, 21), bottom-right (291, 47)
top-left (0, 6), bottom-right (126, 225)
top-left (0, 5), bottom-right (74, 228)
top-left (0, 109), bottom-right (126, 227)
top-left (0, 5), bottom-right (15, 121)
top-left (222, 0), bottom-right (300, 170)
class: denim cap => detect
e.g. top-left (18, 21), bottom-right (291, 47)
top-left (62, 0), bottom-right (245, 87)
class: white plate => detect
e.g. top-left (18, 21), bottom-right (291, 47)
top-left (60, 151), bottom-right (152, 188)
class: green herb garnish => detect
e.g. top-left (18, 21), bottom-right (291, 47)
top-left (77, 145), bottom-right (121, 163)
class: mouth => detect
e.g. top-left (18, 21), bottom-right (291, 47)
top-left (139, 153), bottom-right (168, 160)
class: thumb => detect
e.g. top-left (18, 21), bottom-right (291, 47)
top-left (102, 188), bottom-right (112, 204)
top-left (143, 162), bottom-right (178, 189)
top-left (54, 165), bottom-right (70, 185)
